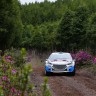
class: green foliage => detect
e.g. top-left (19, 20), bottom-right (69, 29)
top-left (22, 22), bottom-right (58, 51)
top-left (42, 77), bottom-right (52, 96)
top-left (0, 49), bottom-right (52, 96)
top-left (21, 1), bottom-right (64, 26)
top-left (86, 13), bottom-right (96, 53)
top-left (0, 0), bottom-right (23, 50)
top-left (71, 6), bottom-right (89, 50)
top-left (57, 5), bottom-right (89, 51)
top-left (88, 65), bottom-right (96, 76)
top-left (57, 9), bottom-right (74, 51)
top-left (20, 0), bottom-right (96, 52)
top-left (1, 0), bottom-right (96, 52)
top-left (0, 48), bottom-right (33, 96)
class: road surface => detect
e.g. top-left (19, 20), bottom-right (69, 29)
top-left (30, 65), bottom-right (96, 96)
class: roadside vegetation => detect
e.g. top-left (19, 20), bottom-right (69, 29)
top-left (0, 48), bottom-right (33, 96)
top-left (0, 48), bottom-right (51, 96)
top-left (72, 50), bottom-right (96, 76)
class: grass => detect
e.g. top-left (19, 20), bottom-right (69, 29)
top-left (77, 64), bottom-right (96, 77)
top-left (27, 50), bottom-right (51, 67)
top-left (88, 64), bottom-right (96, 76)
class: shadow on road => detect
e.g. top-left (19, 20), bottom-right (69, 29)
top-left (42, 71), bottom-right (76, 77)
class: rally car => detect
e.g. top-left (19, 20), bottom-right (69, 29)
top-left (45, 52), bottom-right (75, 76)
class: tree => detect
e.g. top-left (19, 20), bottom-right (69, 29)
top-left (86, 13), bottom-right (96, 53)
top-left (72, 6), bottom-right (89, 50)
top-left (57, 9), bottom-right (74, 51)
top-left (10, 0), bottom-right (96, 53)
top-left (0, 0), bottom-right (23, 50)
top-left (21, 24), bottom-right (34, 48)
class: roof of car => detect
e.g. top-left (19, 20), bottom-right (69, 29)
top-left (52, 52), bottom-right (70, 54)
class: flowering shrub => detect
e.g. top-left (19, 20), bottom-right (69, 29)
top-left (73, 51), bottom-right (92, 66)
top-left (0, 48), bottom-right (33, 96)
top-left (93, 57), bottom-right (96, 64)
top-left (0, 48), bottom-right (51, 96)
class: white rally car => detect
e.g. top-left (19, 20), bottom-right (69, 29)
top-left (45, 52), bottom-right (75, 76)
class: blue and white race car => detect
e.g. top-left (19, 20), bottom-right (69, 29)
top-left (45, 52), bottom-right (75, 76)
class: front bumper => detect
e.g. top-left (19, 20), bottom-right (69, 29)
top-left (45, 65), bottom-right (75, 73)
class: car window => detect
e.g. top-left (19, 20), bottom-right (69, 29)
top-left (48, 53), bottom-right (72, 61)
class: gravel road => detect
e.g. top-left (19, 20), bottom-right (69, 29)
top-left (31, 66), bottom-right (96, 96)
top-left (28, 52), bottom-right (96, 96)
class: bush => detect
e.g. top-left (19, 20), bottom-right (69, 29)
top-left (74, 51), bottom-right (92, 66)
top-left (0, 48), bottom-right (52, 96)
top-left (93, 57), bottom-right (96, 64)
top-left (0, 48), bottom-right (33, 96)
top-left (42, 77), bottom-right (52, 96)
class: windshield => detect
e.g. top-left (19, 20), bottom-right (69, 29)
top-left (48, 53), bottom-right (72, 61)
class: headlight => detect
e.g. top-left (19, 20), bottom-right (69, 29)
top-left (67, 61), bottom-right (75, 65)
top-left (47, 61), bottom-right (52, 65)
top-left (67, 63), bottom-right (72, 65)
top-left (67, 61), bottom-right (73, 65)
top-left (45, 59), bottom-right (52, 65)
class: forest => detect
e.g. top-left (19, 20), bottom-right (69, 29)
top-left (0, 0), bottom-right (96, 53)
top-left (0, 0), bottom-right (96, 96)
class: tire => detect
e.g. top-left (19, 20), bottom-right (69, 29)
top-left (71, 68), bottom-right (76, 76)
top-left (45, 71), bottom-right (51, 76)
top-left (71, 71), bottom-right (75, 76)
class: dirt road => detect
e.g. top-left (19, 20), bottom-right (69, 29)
top-left (31, 65), bottom-right (96, 96)
top-left (28, 52), bottom-right (96, 96)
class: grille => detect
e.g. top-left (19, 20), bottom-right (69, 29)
top-left (53, 65), bottom-right (66, 70)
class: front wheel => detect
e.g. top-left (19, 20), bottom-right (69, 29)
top-left (71, 68), bottom-right (76, 76)
top-left (71, 71), bottom-right (75, 76)
top-left (45, 71), bottom-right (51, 76)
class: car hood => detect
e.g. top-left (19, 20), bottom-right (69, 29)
top-left (48, 59), bottom-right (72, 65)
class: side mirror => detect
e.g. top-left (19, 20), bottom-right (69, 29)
top-left (45, 59), bottom-right (48, 64)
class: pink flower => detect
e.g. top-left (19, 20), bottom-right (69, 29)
top-left (93, 57), bottom-right (96, 64)
top-left (2, 76), bottom-right (8, 81)
top-left (3, 67), bottom-right (7, 72)
top-left (6, 59), bottom-right (11, 62)
top-left (12, 69), bottom-right (17, 74)
top-left (5, 56), bottom-right (12, 59)
top-left (5, 55), bottom-right (13, 63)
top-left (10, 87), bottom-right (17, 93)
top-left (17, 90), bottom-right (21, 96)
